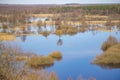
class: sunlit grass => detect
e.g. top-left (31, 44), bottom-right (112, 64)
top-left (101, 35), bottom-right (118, 51)
top-left (15, 56), bottom-right (28, 61)
top-left (54, 30), bottom-right (63, 35)
top-left (0, 43), bottom-right (60, 80)
top-left (26, 56), bottom-right (54, 68)
top-left (49, 51), bottom-right (62, 60)
top-left (39, 31), bottom-right (51, 37)
top-left (93, 43), bottom-right (120, 65)
top-left (37, 20), bottom-right (43, 27)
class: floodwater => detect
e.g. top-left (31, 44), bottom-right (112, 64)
top-left (0, 20), bottom-right (120, 80)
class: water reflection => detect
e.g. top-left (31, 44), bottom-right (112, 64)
top-left (21, 35), bottom-right (27, 42)
top-left (0, 21), bottom-right (120, 43)
top-left (57, 36), bottom-right (63, 46)
top-left (95, 63), bottom-right (120, 69)
top-left (0, 17), bottom-right (120, 80)
top-left (57, 38), bottom-right (63, 46)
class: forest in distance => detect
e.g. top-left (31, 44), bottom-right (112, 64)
top-left (0, 3), bottom-right (120, 80)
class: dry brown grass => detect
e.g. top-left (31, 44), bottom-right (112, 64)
top-left (49, 51), bottom-right (62, 59)
top-left (101, 36), bottom-right (118, 51)
top-left (31, 14), bottom-right (55, 17)
top-left (0, 43), bottom-right (26, 80)
top-left (0, 43), bottom-right (60, 80)
top-left (58, 20), bottom-right (120, 25)
top-left (67, 27), bottom-right (78, 33)
top-left (93, 43), bottom-right (120, 65)
top-left (40, 31), bottom-right (51, 37)
top-left (15, 56), bottom-right (28, 61)
top-left (26, 56), bottom-right (54, 68)
top-left (23, 71), bottom-right (58, 80)
top-left (0, 33), bottom-right (15, 41)
top-left (85, 15), bottom-right (108, 18)
top-left (55, 30), bottom-right (63, 35)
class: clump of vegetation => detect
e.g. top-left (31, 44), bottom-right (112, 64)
top-left (49, 51), bottom-right (62, 59)
top-left (48, 71), bottom-right (58, 80)
top-left (55, 30), bottom-right (63, 36)
top-left (37, 20), bottom-right (43, 27)
top-left (40, 31), bottom-right (51, 37)
top-left (15, 56), bottom-right (28, 61)
top-left (0, 42), bottom-right (59, 80)
top-left (27, 51), bottom-right (63, 68)
top-left (79, 27), bottom-right (87, 33)
top-left (23, 71), bottom-right (58, 80)
top-left (0, 43), bottom-right (26, 80)
top-left (101, 35), bottom-right (118, 51)
top-left (93, 43), bottom-right (120, 67)
top-left (66, 27), bottom-right (78, 35)
top-left (26, 56), bottom-right (54, 68)
top-left (55, 24), bottom-right (79, 36)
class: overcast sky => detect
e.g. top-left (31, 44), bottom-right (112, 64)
top-left (0, 0), bottom-right (120, 4)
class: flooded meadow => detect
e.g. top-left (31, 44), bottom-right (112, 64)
top-left (0, 4), bottom-right (120, 80)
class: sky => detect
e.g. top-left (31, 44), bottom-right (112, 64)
top-left (0, 0), bottom-right (120, 4)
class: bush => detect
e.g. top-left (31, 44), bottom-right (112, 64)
top-left (40, 31), bottom-right (50, 37)
top-left (101, 35), bottom-right (118, 51)
top-left (0, 42), bottom-right (59, 80)
top-left (93, 43), bottom-right (120, 68)
top-left (66, 27), bottom-right (78, 35)
top-left (37, 20), bottom-right (43, 27)
top-left (0, 43), bottom-right (26, 80)
top-left (26, 56), bottom-right (54, 68)
top-left (15, 56), bottom-right (28, 61)
top-left (55, 30), bottom-right (63, 36)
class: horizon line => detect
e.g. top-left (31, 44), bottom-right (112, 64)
top-left (0, 2), bottom-right (120, 5)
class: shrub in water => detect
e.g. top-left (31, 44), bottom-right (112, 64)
top-left (101, 35), bottom-right (118, 51)
top-left (93, 43), bottom-right (120, 68)
top-left (26, 56), bottom-right (54, 68)
top-left (49, 51), bottom-right (62, 59)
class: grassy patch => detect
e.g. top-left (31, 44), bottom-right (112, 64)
top-left (26, 56), bottom-right (54, 68)
top-left (39, 31), bottom-right (50, 37)
top-left (49, 51), bottom-right (62, 60)
top-left (0, 42), bottom-right (60, 80)
top-left (101, 35), bottom-right (118, 51)
top-left (0, 33), bottom-right (15, 41)
top-left (93, 43), bottom-right (120, 68)
top-left (15, 56), bottom-right (28, 61)
top-left (26, 51), bottom-right (63, 68)
top-left (23, 71), bottom-right (58, 80)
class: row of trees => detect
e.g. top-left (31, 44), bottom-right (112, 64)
top-left (0, 4), bottom-right (120, 26)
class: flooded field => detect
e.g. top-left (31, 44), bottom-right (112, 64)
top-left (0, 4), bottom-right (120, 80)
top-left (0, 16), bottom-right (120, 80)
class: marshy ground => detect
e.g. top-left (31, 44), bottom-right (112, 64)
top-left (0, 4), bottom-right (120, 80)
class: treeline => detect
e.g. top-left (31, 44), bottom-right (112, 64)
top-left (0, 4), bottom-right (120, 27)
top-left (81, 4), bottom-right (120, 14)
top-left (0, 4), bottom-right (56, 25)
top-left (48, 6), bottom-right (82, 13)
top-left (49, 4), bottom-right (120, 14)
top-left (0, 4), bottom-right (120, 14)
top-left (0, 4), bottom-right (56, 14)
